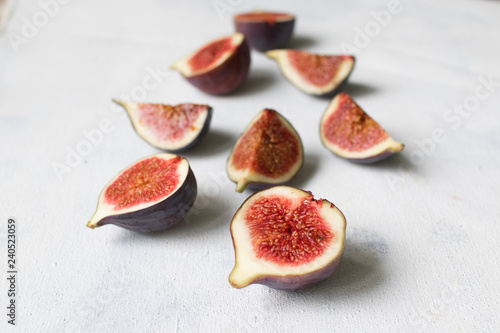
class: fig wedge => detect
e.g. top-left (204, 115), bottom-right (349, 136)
top-left (234, 11), bottom-right (295, 52)
top-left (229, 186), bottom-right (346, 290)
top-left (171, 33), bottom-right (250, 95)
top-left (113, 100), bottom-right (212, 152)
top-left (87, 153), bottom-right (197, 232)
top-left (320, 92), bottom-right (404, 163)
top-left (227, 109), bottom-right (303, 192)
top-left (266, 49), bottom-right (355, 96)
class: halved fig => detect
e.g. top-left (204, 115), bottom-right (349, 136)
top-left (113, 100), bottom-right (212, 152)
top-left (234, 11), bottom-right (295, 52)
top-left (171, 33), bottom-right (251, 95)
top-left (266, 49), bottom-right (355, 96)
top-left (229, 186), bottom-right (346, 290)
top-left (87, 153), bottom-right (197, 232)
top-left (320, 92), bottom-right (404, 163)
top-left (227, 109), bottom-right (303, 193)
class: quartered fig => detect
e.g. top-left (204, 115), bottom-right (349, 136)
top-left (171, 33), bottom-right (250, 95)
top-left (229, 186), bottom-right (346, 290)
top-left (266, 49), bottom-right (355, 96)
top-left (87, 153), bottom-right (197, 232)
top-left (227, 109), bottom-right (303, 193)
top-left (234, 11), bottom-right (295, 52)
top-left (320, 92), bottom-right (404, 163)
top-left (113, 100), bottom-right (212, 152)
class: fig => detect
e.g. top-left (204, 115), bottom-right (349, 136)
top-left (320, 92), bottom-right (404, 163)
top-left (229, 186), bottom-right (346, 290)
top-left (87, 153), bottom-right (197, 232)
top-left (234, 11), bottom-right (295, 52)
top-left (266, 49), bottom-right (355, 96)
top-left (113, 100), bottom-right (212, 152)
top-left (227, 109), bottom-right (303, 193)
top-left (170, 33), bottom-right (251, 95)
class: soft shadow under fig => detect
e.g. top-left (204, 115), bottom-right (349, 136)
top-left (183, 129), bottom-right (234, 157)
top-left (278, 241), bottom-right (386, 301)
top-left (343, 82), bottom-right (378, 98)
top-left (287, 35), bottom-right (317, 49)
top-left (288, 154), bottom-right (320, 189)
top-left (230, 69), bottom-right (276, 97)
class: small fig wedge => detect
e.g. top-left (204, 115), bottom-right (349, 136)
top-left (320, 92), bottom-right (404, 163)
top-left (234, 11), bottom-right (295, 52)
top-left (266, 49), bottom-right (355, 96)
top-left (171, 33), bottom-right (250, 95)
top-left (229, 186), bottom-right (346, 290)
top-left (227, 109), bottom-right (303, 192)
top-left (113, 100), bottom-right (212, 152)
top-left (87, 153), bottom-right (197, 232)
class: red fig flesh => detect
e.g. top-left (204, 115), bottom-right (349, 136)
top-left (171, 33), bottom-right (250, 95)
top-left (229, 186), bottom-right (346, 290)
top-left (266, 49), bottom-right (355, 96)
top-left (227, 109), bottom-right (303, 192)
top-left (87, 153), bottom-right (197, 232)
top-left (113, 100), bottom-right (212, 152)
top-left (320, 92), bottom-right (404, 163)
top-left (234, 11), bottom-right (295, 52)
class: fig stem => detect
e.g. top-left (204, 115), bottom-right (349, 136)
top-left (236, 178), bottom-right (249, 193)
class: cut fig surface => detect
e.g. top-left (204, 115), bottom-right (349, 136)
top-left (320, 92), bottom-right (404, 163)
top-left (229, 186), bottom-right (346, 290)
top-left (227, 109), bottom-right (303, 192)
top-left (171, 33), bottom-right (250, 95)
top-left (234, 11), bottom-right (295, 52)
top-left (266, 49), bottom-right (355, 96)
top-left (113, 100), bottom-right (212, 152)
top-left (87, 153), bottom-right (197, 232)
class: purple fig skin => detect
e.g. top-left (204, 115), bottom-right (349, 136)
top-left (95, 167), bottom-right (197, 232)
top-left (345, 149), bottom-right (399, 164)
top-left (185, 40), bottom-right (251, 95)
top-left (235, 19), bottom-right (295, 52)
top-left (252, 248), bottom-right (344, 290)
top-left (164, 107), bottom-right (213, 153)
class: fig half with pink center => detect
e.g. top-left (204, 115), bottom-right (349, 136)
top-left (229, 186), bottom-right (346, 290)
top-left (266, 49), bottom-right (355, 96)
top-left (234, 11), bottom-right (295, 52)
top-left (113, 100), bottom-right (212, 152)
top-left (87, 153), bottom-right (197, 232)
top-left (320, 92), bottom-right (404, 163)
top-left (227, 109), bottom-right (303, 193)
top-left (171, 33), bottom-right (250, 95)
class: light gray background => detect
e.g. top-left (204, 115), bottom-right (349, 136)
top-left (1, 0), bottom-right (499, 332)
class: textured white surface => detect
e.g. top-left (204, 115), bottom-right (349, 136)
top-left (1, 0), bottom-right (500, 332)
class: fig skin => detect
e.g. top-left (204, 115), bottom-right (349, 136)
top-left (228, 186), bottom-right (346, 290)
top-left (320, 92), bottom-right (404, 163)
top-left (234, 12), bottom-right (295, 52)
top-left (113, 100), bottom-right (213, 153)
top-left (87, 154), bottom-right (197, 232)
top-left (171, 34), bottom-right (251, 95)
